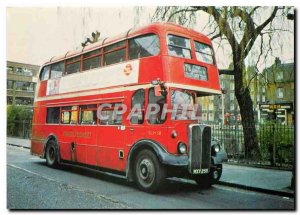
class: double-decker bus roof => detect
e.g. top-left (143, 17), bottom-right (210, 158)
top-left (44, 22), bottom-right (212, 66)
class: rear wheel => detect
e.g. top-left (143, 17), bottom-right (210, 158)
top-left (194, 164), bottom-right (222, 188)
top-left (45, 140), bottom-right (58, 167)
top-left (134, 149), bottom-right (166, 193)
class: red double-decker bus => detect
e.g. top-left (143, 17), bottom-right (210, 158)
top-left (31, 22), bottom-right (227, 193)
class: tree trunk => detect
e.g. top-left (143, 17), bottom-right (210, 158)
top-left (234, 64), bottom-right (260, 159)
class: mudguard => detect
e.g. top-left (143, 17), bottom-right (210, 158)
top-left (42, 134), bottom-right (61, 162)
top-left (126, 139), bottom-right (188, 181)
top-left (211, 141), bottom-right (228, 165)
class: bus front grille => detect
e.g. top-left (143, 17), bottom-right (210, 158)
top-left (188, 124), bottom-right (211, 174)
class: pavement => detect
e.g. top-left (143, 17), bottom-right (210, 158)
top-left (7, 136), bottom-right (294, 197)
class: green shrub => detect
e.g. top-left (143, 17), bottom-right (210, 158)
top-left (7, 105), bottom-right (33, 136)
top-left (258, 121), bottom-right (294, 165)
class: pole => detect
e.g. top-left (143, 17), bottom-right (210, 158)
top-left (222, 93), bottom-right (225, 125)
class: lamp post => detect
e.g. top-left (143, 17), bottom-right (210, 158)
top-left (221, 88), bottom-right (227, 125)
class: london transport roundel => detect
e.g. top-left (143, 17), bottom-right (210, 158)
top-left (123, 64), bottom-right (132, 76)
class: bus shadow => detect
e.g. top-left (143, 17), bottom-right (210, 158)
top-left (35, 161), bottom-right (133, 188)
top-left (35, 161), bottom-right (214, 195)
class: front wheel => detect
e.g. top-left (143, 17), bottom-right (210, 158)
top-left (134, 149), bottom-right (166, 193)
top-left (194, 164), bottom-right (222, 188)
top-left (45, 140), bottom-right (58, 167)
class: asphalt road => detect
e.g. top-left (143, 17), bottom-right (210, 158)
top-left (7, 145), bottom-right (294, 209)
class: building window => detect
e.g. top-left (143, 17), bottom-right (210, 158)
top-left (15, 97), bottom-right (34, 106)
top-left (256, 95), bottom-right (260, 101)
top-left (24, 68), bottom-right (34, 76)
top-left (16, 67), bottom-right (23, 74)
top-left (167, 34), bottom-right (191, 59)
top-left (46, 107), bottom-right (60, 124)
top-left (208, 113), bottom-right (214, 121)
top-left (230, 103), bottom-right (235, 111)
top-left (262, 87), bottom-right (266, 93)
top-left (7, 96), bottom-right (13, 105)
top-left (276, 71), bottom-right (283, 81)
top-left (7, 66), bottom-right (14, 73)
top-left (15, 81), bottom-right (35, 91)
top-left (128, 34), bottom-right (160, 60)
top-left (7, 80), bottom-right (13, 89)
top-left (277, 88), bottom-right (284, 98)
top-left (209, 103), bottom-right (214, 110)
top-left (230, 93), bottom-right (234, 101)
top-left (262, 95), bottom-right (266, 102)
top-left (230, 83), bottom-right (234, 90)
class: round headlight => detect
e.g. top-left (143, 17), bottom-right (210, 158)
top-left (178, 142), bottom-right (187, 154)
top-left (214, 144), bottom-right (220, 153)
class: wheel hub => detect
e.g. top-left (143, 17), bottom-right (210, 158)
top-left (139, 159), bottom-right (154, 183)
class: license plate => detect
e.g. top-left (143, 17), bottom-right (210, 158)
top-left (193, 168), bottom-right (209, 174)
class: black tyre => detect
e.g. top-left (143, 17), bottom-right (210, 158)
top-left (134, 149), bottom-right (166, 193)
top-left (194, 164), bottom-right (222, 188)
top-left (45, 140), bottom-right (58, 167)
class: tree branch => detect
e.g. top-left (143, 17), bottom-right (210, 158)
top-left (167, 7), bottom-right (198, 22)
top-left (243, 7), bottom-right (279, 58)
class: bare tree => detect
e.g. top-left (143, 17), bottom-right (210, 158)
top-left (152, 6), bottom-right (293, 158)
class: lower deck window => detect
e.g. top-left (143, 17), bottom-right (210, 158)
top-left (79, 105), bottom-right (97, 125)
top-left (61, 106), bottom-right (77, 124)
top-left (99, 103), bottom-right (123, 125)
top-left (46, 107), bottom-right (60, 124)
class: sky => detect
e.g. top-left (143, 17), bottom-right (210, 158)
top-left (6, 7), bottom-right (294, 71)
top-left (7, 7), bottom-right (155, 66)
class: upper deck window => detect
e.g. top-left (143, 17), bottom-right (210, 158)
top-left (104, 41), bottom-right (126, 66)
top-left (167, 34), bottom-right (191, 59)
top-left (40, 66), bottom-right (50, 81)
top-left (194, 41), bottom-right (214, 64)
top-left (66, 56), bottom-right (81, 75)
top-left (50, 61), bottom-right (64, 79)
top-left (128, 34), bottom-right (160, 60)
top-left (83, 49), bottom-right (101, 71)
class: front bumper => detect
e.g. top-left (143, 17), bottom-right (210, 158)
top-left (161, 149), bottom-right (227, 168)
